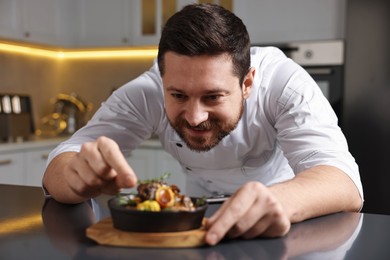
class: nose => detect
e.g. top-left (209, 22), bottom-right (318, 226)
top-left (184, 100), bottom-right (209, 126)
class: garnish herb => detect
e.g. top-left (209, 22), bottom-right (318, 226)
top-left (137, 172), bottom-right (171, 184)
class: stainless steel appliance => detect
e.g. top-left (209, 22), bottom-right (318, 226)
top-left (0, 94), bottom-right (34, 142)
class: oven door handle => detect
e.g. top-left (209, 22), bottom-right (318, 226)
top-left (278, 46), bottom-right (299, 53)
top-left (304, 68), bottom-right (333, 75)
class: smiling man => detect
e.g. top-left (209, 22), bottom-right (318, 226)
top-left (43, 4), bottom-right (363, 246)
top-left (163, 52), bottom-right (249, 152)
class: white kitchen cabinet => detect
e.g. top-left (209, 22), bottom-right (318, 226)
top-left (76, 0), bottom-right (347, 47)
top-left (126, 147), bottom-right (186, 192)
top-left (0, 0), bottom-right (138, 47)
top-left (0, 0), bottom-right (21, 40)
top-left (25, 147), bottom-right (52, 187)
top-left (0, 152), bottom-right (25, 186)
top-left (0, 138), bottom-right (185, 189)
top-left (75, 0), bottom-right (178, 47)
top-left (0, 0), bottom-right (346, 48)
top-left (18, 0), bottom-right (63, 45)
top-left (131, 0), bottom-right (233, 46)
top-left (0, 138), bottom-right (64, 187)
top-left (0, 0), bottom-right (69, 46)
top-left (75, 0), bottom-right (150, 47)
top-left (129, 0), bottom-right (162, 46)
top-left (75, 0), bottom-right (133, 47)
top-left (0, 147), bottom-right (55, 187)
top-left (234, 0), bottom-right (346, 44)
top-left (126, 148), bottom-right (156, 180)
top-left (119, 0), bottom-right (346, 46)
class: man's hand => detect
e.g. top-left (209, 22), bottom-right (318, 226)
top-left (43, 136), bottom-right (138, 203)
top-left (205, 181), bottom-right (290, 246)
top-left (204, 165), bottom-right (362, 246)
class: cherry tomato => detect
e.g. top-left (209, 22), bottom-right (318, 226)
top-left (155, 186), bottom-right (175, 208)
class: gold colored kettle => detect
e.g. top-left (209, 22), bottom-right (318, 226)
top-left (37, 93), bottom-right (92, 137)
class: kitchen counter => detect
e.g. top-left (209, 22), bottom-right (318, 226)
top-left (1, 184), bottom-right (390, 259)
top-left (0, 136), bottom-right (68, 153)
top-left (0, 136), bottom-right (162, 153)
top-left (0, 137), bottom-right (170, 188)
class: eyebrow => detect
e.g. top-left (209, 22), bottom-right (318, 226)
top-left (166, 86), bottom-right (231, 95)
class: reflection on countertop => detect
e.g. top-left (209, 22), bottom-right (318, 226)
top-left (41, 195), bottom-right (363, 260)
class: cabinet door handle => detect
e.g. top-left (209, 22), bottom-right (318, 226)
top-left (0, 159), bottom-right (12, 165)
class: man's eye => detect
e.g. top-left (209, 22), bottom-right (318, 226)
top-left (172, 93), bottom-right (186, 100)
top-left (204, 95), bottom-right (220, 101)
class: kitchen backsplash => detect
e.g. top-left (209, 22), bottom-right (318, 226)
top-left (0, 50), bottom-right (155, 132)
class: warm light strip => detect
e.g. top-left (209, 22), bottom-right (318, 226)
top-left (0, 42), bottom-right (56, 58)
top-left (62, 49), bottom-right (158, 59)
top-left (0, 214), bottom-right (42, 235)
top-left (0, 42), bottom-right (158, 59)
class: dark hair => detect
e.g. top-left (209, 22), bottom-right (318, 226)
top-left (157, 3), bottom-right (251, 85)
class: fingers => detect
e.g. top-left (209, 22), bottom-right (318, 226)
top-left (79, 136), bottom-right (137, 188)
top-left (205, 182), bottom-right (290, 246)
top-left (95, 136), bottom-right (138, 187)
top-left (63, 160), bottom-right (102, 199)
top-left (206, 183), bottom-right (258, 245)
top-left (241, 210), bottom-right (290, 239)
top-left (65, 136), bottom-right (138, 199)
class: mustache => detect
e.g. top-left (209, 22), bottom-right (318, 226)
top-left (176, 118), bottom-right (214, 131)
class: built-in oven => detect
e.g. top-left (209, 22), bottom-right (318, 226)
top-left (267, 40), bottom-right (345, 127)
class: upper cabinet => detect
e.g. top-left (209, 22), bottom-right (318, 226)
top-left (0, 0), bottom-right (20, 40)
top-left (0, 0), bottom-right (346, 48)
top-left (75, 0), bottom-right (173, 47)
top-left (75, 0), bottom-right (194, 47)
top-left (234, 0), bottom-right (346, 44)
top-left (75, 0), bottom-right (132, 47)
top-left (0, 0), bottom-right (71, 46)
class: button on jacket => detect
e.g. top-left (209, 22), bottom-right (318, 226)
top-left (46, 47), bottom-right (363, 199)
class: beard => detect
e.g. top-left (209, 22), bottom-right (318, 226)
top-left (168, 102), bottom-right (244, 152)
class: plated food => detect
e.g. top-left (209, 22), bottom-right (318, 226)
top-left (108, 173), bottom-right (208, 233)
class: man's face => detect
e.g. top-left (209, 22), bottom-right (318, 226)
top-left (162, 52), bottom-right (254, 152)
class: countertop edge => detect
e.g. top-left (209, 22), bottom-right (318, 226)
top-left (0, 137), bottom-right (162, 153)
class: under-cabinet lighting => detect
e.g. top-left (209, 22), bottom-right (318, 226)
top-left (0, 42), bottom-right (56, 58)
top-left (0, 42), bottom-right (158, 59)
top-left (62, 48), bottom-right (158, 59)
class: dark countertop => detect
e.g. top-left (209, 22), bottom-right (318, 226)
top-left (1, 184), bottom-right (389, 259)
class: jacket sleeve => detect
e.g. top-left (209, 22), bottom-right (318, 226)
top-left (265, 60), bottom-right (363, 200)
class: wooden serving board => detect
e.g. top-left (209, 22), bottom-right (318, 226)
top-left (86, 217), bottom-right (207, 248)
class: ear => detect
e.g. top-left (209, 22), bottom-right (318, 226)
top-left (242, 67), bottom-right (255, 99)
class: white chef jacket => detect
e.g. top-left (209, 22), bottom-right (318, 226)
top-left (46, 47), bottom-right (363, 199)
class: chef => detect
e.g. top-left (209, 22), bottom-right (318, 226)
top-left (43, 3), bottom-right (363, 246)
